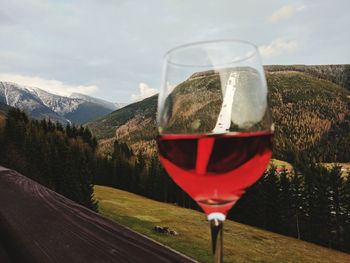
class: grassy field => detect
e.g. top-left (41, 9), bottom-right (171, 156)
top-left (269, 159), bottom-right (293, 170)
top-left (269, 159), bottom-right (350, 176)
top-left (94, 185), bottom-right (350, 263)
top-left (322, 162), bottom-right (350, 176)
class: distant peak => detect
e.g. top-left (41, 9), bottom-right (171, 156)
top-left (69, 92), bottom-right (88, 98)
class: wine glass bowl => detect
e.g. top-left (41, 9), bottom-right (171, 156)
top-left (157, 39), bottom-right (273, 262)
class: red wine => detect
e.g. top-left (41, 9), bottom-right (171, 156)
top-left (157, 131), bottom-right (273, 216)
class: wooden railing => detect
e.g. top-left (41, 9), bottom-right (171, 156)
top-left (0, 166), bottom-right (195, 263)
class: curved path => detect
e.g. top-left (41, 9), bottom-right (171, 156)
top-left (0, 166), bottom-right (195, 263)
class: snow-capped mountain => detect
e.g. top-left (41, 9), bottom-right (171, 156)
top-left (0, 81), bottom-right (118, 124)
top-left (70, 93), bottom-right (117, 111)
top-left (33, 88), bottom-right (83, 116)
top-left (0, 82), bottom-right (69, 123)
top-left (70, 93), bottom-right (128, 110)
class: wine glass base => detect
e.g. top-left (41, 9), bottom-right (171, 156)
top-left (207, 212), bottom-right (226, 221)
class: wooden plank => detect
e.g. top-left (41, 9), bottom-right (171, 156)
top-left (0, 167), bottom-right (196, 263)
top-left (0, 243), bottom-right (11, 263)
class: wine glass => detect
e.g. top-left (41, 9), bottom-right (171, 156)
top-left (156, 39), bottom-right (273, 263)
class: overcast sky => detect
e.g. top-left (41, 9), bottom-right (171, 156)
top-left (0, 0), bottom-right (349, 103)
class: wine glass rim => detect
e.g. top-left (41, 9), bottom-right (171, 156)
top-left (164, 39), bottom-right (259, 68)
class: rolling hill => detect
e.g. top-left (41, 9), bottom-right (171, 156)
top-left (265, 64), bottom-right (350, 90)
top-left (94, 185), bottom-right (350, 263)
top-left (87, 65), bottom-right (350, 162)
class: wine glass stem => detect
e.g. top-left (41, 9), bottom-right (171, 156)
top-left (210, 218), bottom-right (223, 263)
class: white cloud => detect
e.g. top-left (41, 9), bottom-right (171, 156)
top-left (0, 73), bottom-right (98, 96)
top-left (259, 38), bottom-right (298, 58)
top-left (269, 5), bottom-right (296, 23)
top-left (296, 5), bottom-right (306, 12)
top-left (130, 83), bottom-right (158, 102)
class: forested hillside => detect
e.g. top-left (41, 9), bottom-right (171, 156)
top-left (88, 95), bottom-right (158, 157)
top-left (0, 108), bottom-right (98, 210)
top-left (269, 72), bottom-right (350, 162)
top-left (87, 67), bottom-right (350, 164)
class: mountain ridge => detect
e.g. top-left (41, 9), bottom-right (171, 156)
top-left (87, 64), bottom-right (350, 162)
top-left (69, 92), bottom-right (118, 111)
top-left (0, 81), bottom-right (121, 124)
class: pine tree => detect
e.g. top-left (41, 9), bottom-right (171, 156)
top-left (327, 165), bottom-right (346, 249)
top-left (289, 171), bottom-right (304, 239)
top-left (0, 109), bottom-right (98, 211)
top-left (342, 171), bottom-right (350, 251)
top-left (277, 167), bottom-right (293, 235)
top-left (260, 167), bottom-right (280, 231)
top-left (342, 65), bottom-right (350, 91)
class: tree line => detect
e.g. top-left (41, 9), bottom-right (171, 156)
top-left (231, 160), bottom-right (350, 252)
top-left (0, 108), bottom-right (98, 210)
top-left (94, 141), bottom-right (197, 209)
top-left (0, 109), bottom-right (195, 212)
